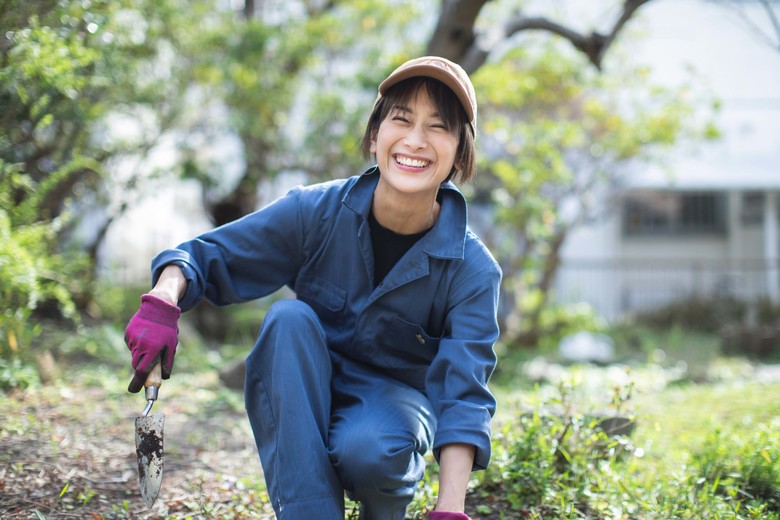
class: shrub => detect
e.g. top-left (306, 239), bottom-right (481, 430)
top-left (456, 371), bottom-right (780, 519)
top-left (0, 165), bottom-right (87, 365)
top-left (471, 380), bottom-right (639, 518)
top-left (721, 297), bottom-right (780, 360)
top-left (631, 296), bottom-right (747, 332)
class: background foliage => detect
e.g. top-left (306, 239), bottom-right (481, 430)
top-left (0, 0), bottom-right (717, 362)
top-left (3, 2), bottom-right (775, 516)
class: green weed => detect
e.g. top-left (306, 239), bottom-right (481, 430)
top-left (0, 356), bottom-right (39, 391)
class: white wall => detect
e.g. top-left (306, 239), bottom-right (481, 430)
top-left (558, 0), bottom-right (780, 316)
top-left (563, 0), bottom-right (780, 260)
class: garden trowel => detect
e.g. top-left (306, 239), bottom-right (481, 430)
top-left (134, 363), bottom-right (164, 508)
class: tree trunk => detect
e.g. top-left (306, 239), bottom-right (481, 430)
top-left (516, 228), bottom-right (568, 347)
top-left (425, 0), bottom-right (489, 66)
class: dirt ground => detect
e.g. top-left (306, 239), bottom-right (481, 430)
top-left (0, 374), bottom-right (277, 519)
top-left (0, 369), bottom-right (504, 519)
top-left (11, 364), bottom-right (778, 519)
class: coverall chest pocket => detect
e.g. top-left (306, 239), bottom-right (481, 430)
top-left (296, 274), bottom-right (347, 324)
top-left (379, 316), bottom-right (440, 367)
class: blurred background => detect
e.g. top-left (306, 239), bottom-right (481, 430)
top-left (2, 0), bottom-right (779, 518)
top-left (4, 0), bottom-right (778, 379)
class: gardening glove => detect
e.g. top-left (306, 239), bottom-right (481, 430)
top-left (429, 512), bottom-right (470, 520)
top-left (125, 293), bottom-right (181, 393)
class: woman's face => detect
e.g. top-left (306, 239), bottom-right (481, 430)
top-left (370, 87), bottom-right (459, 201)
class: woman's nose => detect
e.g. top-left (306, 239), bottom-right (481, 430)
top-left (403, 124), bottom-right (428, 149)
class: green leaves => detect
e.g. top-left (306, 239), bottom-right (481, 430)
top-left (0, 164), bottom-right (87, 360)
top-left (4, 19), bottom-right (99, 101)
top-left (692, 424), bottom-right (780, 513)
top-left (474, 389), bottom-right (638, 518)
top-left (472, 37), bottom-right (718, 348)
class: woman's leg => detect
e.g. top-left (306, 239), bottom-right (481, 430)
top-left (244, 299), bottom-right (344, 519)
top-left (328, 356), bottom-right (436, 520)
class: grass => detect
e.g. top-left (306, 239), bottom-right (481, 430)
top-left (440, 347), bottom-right (780, 519)
top-left (1, 319), bottom-right (779, 519)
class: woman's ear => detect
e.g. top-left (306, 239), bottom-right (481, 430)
top-left (369, 131), bottom-right (377, 155)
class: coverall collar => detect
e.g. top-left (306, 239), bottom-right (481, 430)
top-left (343, 166), bottom-right (468, 261)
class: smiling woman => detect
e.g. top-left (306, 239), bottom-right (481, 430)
top-left (123, 56), bottom-right (501, 520)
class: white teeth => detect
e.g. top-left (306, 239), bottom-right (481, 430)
top-left (396, 156), bottom-right (429, 168)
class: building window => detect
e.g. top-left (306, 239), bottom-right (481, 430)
top-left (623, 190), bottom-right (727, 236)
top-left (740, 192), bottom-right (764, 226)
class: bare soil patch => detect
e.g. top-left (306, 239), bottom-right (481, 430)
top-left (0, 374), bottom-right (275, 519)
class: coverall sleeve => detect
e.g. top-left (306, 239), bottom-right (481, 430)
top-left (150, 187), bottom-right (308, 311)
top-left (425, 252), bottom-right (502, 471)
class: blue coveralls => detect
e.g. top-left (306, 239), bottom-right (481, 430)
top-left (151, 167), bottom-right (502, 519)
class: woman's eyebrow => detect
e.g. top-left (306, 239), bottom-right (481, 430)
top-left (391, 104), bottom-right (412, 114)
top-left (391, 104), bottom-right (444, 120)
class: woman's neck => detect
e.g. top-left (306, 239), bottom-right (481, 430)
top-left (371, 184), bottom-right (440, 235)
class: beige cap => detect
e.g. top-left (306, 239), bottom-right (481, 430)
top-left (376, 56), bottom-right (477, 135)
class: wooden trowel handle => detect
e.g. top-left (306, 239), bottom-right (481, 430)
top-left (144, 363), bottom-right (162, 402)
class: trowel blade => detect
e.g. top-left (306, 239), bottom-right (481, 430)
top-left (135, 412), bottom-right (164, 508)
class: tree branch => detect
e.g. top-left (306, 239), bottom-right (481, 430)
top-left (758, 0), bottom-right (780, 51)
top-left (503, 0), bottom-right (653, 69)
top-left (707, 0), bottom-right (780, 52)
top-left (426, 0), bottom-right (654, 73)
top-left (304, 0), bottom-right (338, 18)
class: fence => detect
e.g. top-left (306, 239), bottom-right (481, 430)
top-left (554, 258), bottom-right (778, 321)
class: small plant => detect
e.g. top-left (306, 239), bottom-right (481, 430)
top-left (0, 357), bottom-right (40, 391)
top-left (692, 423), bottom-right (780, 513)
top-left (470, 377), bottom-right (641, 518)
top-left (77, 488), bottom-right (96, 506)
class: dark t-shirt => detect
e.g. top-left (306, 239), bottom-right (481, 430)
top-left (369, 210), bottom-right (430, 286)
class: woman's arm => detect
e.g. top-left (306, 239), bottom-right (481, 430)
top-left (435, 443), bottom-right (476, 512)
top-left (148, 264), bottom-right (187, 305)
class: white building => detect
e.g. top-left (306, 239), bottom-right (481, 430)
top-left (556, 0), bottom-right (780, 320)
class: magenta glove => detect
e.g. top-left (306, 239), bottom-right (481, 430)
top-left (125, 293), bottom-right (181, 393)
top-left (429, 512), bottom-right (470, 520)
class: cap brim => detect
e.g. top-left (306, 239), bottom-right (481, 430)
top-left (379, 64), bottom-right (475, 123)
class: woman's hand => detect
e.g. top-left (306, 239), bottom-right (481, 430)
top-left (125, 293), bottom-right (181, 392)
top-left (125, 265), bottom-right (186, 392)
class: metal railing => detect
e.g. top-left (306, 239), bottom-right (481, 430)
top-left (554, 258), bottom-right (778, 321)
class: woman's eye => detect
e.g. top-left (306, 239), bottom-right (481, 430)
top-left (392, 116), bottom-right (409, 123)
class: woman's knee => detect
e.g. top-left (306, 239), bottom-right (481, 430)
top-left (263, 299), bottom-right (322, 330)
top-left (244, 298), bottom-right (333, 421)
top-left (249, 300), bottom-right (325, 356)
top-left (330, 428), bottom-right (426, 491)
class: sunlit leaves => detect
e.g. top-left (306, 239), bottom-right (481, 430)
top-left (183, 0), bottom-right (426, 193)
top-left (0, 166), bottom-right (84, 359)
top-left (4, 21), bottom-right (98, 102)
top-left (0, 0), bottom-right (143, 358)
top-left (473, 37), bottom-right (717, 347)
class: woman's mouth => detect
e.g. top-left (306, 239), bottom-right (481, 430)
top-left (394, 155), bottom-right (430, 169)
